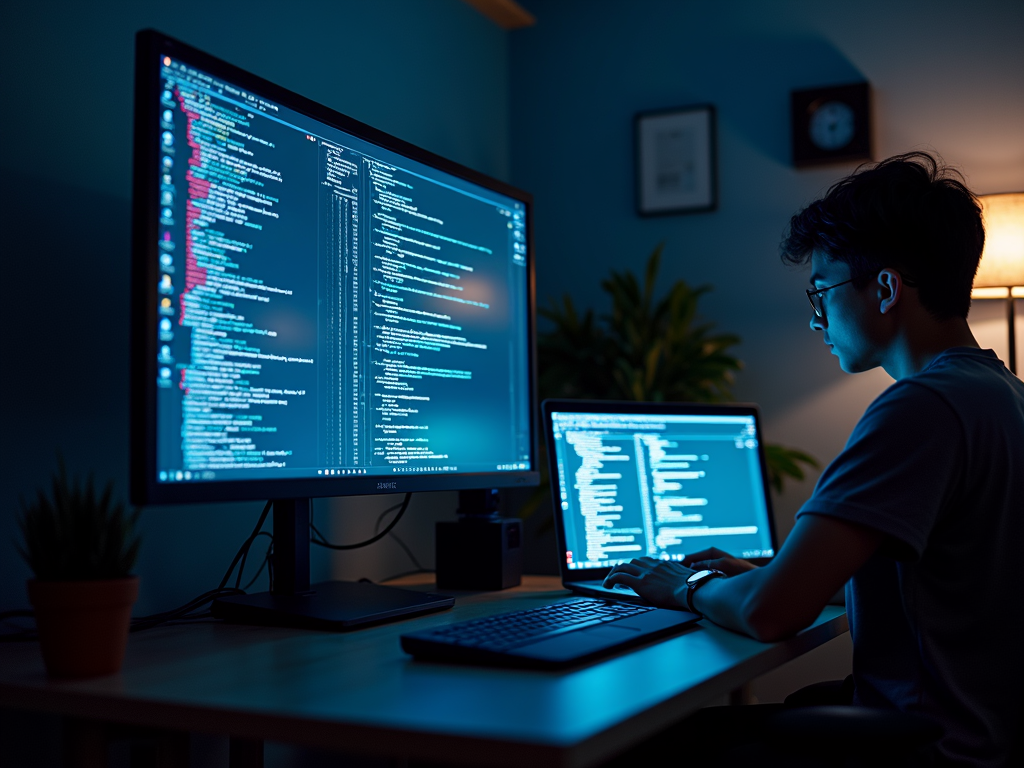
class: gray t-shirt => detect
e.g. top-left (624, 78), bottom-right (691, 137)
top-left (796, 347), bottom-right (1024, 767)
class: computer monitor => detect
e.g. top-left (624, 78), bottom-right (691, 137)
top-left (129, 30), bottom-right (537, 627)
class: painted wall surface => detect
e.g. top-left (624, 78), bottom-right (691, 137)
top-left (510, 0), bottom-right (1024, 539)
top-left (508, 0), bottom-right (1023, 702)
top-left (0, 0), bottom-right (509, 616)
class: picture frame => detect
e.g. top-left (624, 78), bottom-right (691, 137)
top-left (635, 104), bottom-right (717, 216)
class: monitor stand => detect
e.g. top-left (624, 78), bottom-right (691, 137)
top-left (212, 499), bottom-right (454, 630)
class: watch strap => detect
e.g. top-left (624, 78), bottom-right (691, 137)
top-left (686, 570), bottom-right (725, 615)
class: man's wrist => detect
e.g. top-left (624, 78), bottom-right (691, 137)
top-left (673, 584), bottom-right (690, 610)
top-left (685, 569), bottom-right (726, 615)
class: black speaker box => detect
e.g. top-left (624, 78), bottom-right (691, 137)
top-left (435, 516), bottom-right (522, 591)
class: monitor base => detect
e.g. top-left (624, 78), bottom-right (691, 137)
top-left (212, 580), bottom-right (454, 631)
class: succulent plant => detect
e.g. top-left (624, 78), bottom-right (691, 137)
top-left (17, 458), bottom-right (141, 581)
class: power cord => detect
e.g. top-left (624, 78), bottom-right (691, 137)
top-left (373, 502), bottom-right (427, 573)
top-left (310, 493), bottom-right (430, 580)
top-left (219, 500), bottom-right (274, 590)
top-left (128, 499), bottom-right (277, 633)
top-left (310, 493), bottom-right (413, 551)
top-left (129, 587), bottom-right (245, 632)
top-left (1, 494), bottom-right (422, 641)
top-left (377, 568), bottom-right (433, 584)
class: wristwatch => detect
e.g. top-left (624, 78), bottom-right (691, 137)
top-left (685, 569), bottom-right (726, 615)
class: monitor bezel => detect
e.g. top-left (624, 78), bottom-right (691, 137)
top-left (130, 29), bottom-right (539, 506)
top-left (541, 398), bottom-right (779, 583)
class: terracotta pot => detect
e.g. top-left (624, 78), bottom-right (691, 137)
top-left (27, 576), bottom-right (139, 679)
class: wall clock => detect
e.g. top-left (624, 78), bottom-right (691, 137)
top-left (791, 82), bottom-right (871, 168)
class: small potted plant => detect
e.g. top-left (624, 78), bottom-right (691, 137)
top-left (17, 459), bottom-right (142, 678)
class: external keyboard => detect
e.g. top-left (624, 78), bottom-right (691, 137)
top-left (400, 597), bottom-right (699, 668)
top-left (423, 598), bottom-right (656, 650)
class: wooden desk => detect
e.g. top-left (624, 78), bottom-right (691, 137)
top-left (0, 576), bottom-right (847, 768)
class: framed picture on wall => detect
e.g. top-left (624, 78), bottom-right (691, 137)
top-left (635, 104), bottom-right (717, 216)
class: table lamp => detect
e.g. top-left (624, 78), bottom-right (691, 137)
top-left (971, 192), bottom-right (1024, 374)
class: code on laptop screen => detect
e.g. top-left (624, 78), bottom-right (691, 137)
top-left (550, 412), bottom-right (775, 570)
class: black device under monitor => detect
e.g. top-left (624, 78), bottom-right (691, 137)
top-left (435, 489), bottom-right (523, 591)
top-left (129, 30), bottom-right (538, 629)
top-left (542, 399), bottom-right (778, 600)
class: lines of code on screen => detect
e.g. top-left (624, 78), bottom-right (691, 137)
top-left (153, 55), bottom-right (531, 483)
top-left (551, 413), bottom-right (775, 568)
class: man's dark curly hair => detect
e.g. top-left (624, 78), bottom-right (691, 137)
top-left (780, 152), bottom-right (984, 319)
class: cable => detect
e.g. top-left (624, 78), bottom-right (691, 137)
top-left (130, 498), bottom-right (274, 633)
top-left (377, 568), bottom-right (434, 584)
top-left (130, 587), bottom-right (245, 632)
top-left (242, 539), bottom-right (273, 591)
top-left (310, 493), bottom-right (413, 551)
top-left (3, 499), bottom-right (275, 639)
top-left (0, 588), bottom-right (250, 640)
top-left (371, 498), bottom-right (427, 572)
top-left (3, 494), bottom-right (415, 640)
top-left (388, 530), bottom-right (427, 572)
top-left (220, 500), bottom-right (273, 590)
top-left (373, 501), bottom-right (406, 535)
top-left (235, 531), bottom-right (272, 590)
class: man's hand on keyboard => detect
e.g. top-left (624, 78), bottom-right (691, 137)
top-left (682, 548), bottom-right (759, 577)
top-left (603, 557), bottom-right (695, 609)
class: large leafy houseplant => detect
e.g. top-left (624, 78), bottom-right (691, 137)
top-left (523, 244), bottom-right (817, 519)
top-left (17, 459), bottom-right (142, 678)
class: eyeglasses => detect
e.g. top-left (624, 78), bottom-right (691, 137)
top-left (806, 272), bottom-right (920, 318)
top-left (806, 278), bottom-right (855, 318)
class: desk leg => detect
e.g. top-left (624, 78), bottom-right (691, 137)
top-left (63, 718), bottom-right (108, 768)
top-left (229, 738), bottom-right (264, 768)
top-left (62, 720), bottom-right (191, 768)
top-left (729, 682), bottom-right (755, 706)
top-left (129, 729), bottom-right (189, 768)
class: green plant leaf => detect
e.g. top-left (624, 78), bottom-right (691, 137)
top-left (16, 454), bottom-right (142, 581)
top-left (529, 243), bottom-right (820, 530)
top-left (764, 444), bottom-right (820, 495)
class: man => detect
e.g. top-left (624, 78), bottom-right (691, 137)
top-left (605, 152), bottom-right (1024, 767)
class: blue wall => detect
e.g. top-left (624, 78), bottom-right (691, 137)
top-left (510, 0), bottom-right (1024, 535)
top-left (0, 0), bottom-right (509, 615)
top-left (3, 0), bottom-right (1023, 619)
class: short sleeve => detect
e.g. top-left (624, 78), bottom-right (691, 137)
top-left (795, 381), bottom-right (965, 560)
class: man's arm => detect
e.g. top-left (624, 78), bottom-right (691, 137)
top-left (605, 514), bottom-right (882, 641)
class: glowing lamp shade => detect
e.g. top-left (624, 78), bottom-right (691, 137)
top-left (971, 192), bottom-right (1024, 374)
top-left (973, 193), bottom-right (1024, 295)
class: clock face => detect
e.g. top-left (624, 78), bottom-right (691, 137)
top-left (809, 101), bottom-right (855, 150)
top-left (790, 82), bottom-right (871, 168)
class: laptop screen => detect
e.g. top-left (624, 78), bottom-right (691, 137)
top-left (549, 409), bottom-right (775, 571)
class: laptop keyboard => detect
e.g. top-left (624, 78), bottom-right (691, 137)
top-left (413, 598), bottom-right (656, 651)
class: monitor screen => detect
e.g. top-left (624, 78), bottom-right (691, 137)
top-left (549, 410), bottom-right (775, 570)
top-left (131, 32), bottom-right (536, 504)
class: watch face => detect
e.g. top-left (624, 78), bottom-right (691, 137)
top-left (687, 569), bottom-right (715, 585)
top-left (809, 100), bottom-right (855, 150)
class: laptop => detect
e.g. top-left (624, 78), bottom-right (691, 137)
top-left (399, 400), bottom-right (777, 669)
top-left (544, 399), bottom-right (778, 602)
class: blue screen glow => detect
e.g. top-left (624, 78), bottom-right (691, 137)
top-left (550, 412), bottom-right (774, 568)
top-left (153, 55), bottom-right (531, 484)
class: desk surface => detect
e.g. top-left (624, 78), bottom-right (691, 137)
top-left (0, 576), bottom-right (847, 768)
